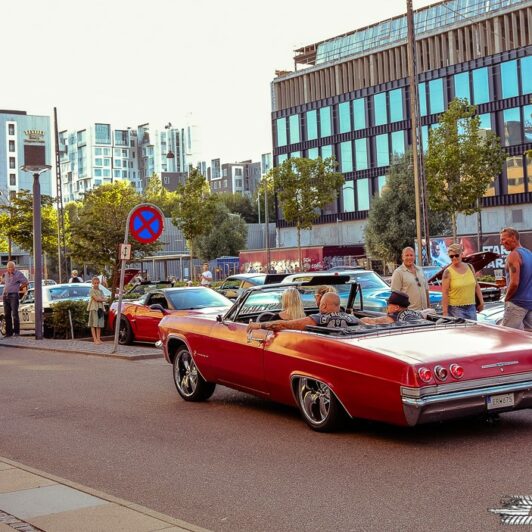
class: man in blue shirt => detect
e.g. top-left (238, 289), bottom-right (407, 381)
top-left (500, 227), bottom-right (532, 331)
top-left (1, 261), bottom-right (28, 337)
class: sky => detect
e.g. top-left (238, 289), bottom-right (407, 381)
top-left (3, 0), bottom-right (435, 164)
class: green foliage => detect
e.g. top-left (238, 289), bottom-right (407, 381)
top-left (216, 192), bottom-right (256, 223)
top-left (0, 190), bottom-right (58, 256)
top-left (171, 169), bottom-right (217, 271)
top-left (425, 98), bottom-right (507, 239)
top-left (196, 203), bottom-right (248, 260)
top-left (365, 151), bottom-right (450, 264)
top-left (68, 182), bottom-right (162, 296)
top-left (142, 173), bottom-right (179, 216)
top-left (270, 157), bottom-right (344, 262)
top-left (0, 212), bottom-right (8, 252)
top-left (44, 300), bottom-right (90, 339)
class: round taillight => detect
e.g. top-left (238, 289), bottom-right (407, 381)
top-left (418, 367), bottom-right (433, 383)
top-left (434, 365), bottom-right (448, 381)
top-left (450, 364), bottom-right (464, 379)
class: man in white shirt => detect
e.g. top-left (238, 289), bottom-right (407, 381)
top-left (200, 263), bottom-right (213, 287)
top-left (390, 247), bottom-right (429, 310)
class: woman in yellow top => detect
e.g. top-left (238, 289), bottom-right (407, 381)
top-left (442, 243), bottom-right (484, 320)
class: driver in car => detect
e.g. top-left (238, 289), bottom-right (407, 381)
top-left (247, 292), bottom-right (359, 332)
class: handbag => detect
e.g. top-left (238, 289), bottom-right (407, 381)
top-left (97, 308), bottom-right (104, 319)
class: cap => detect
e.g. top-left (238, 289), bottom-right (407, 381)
top-left (387, 290), bottom-right (410, 308)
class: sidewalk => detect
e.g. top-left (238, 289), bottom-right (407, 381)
top-left (0, 457), bottom-right (208, 532)
top-left (0, 335), bottom-right (162, 361)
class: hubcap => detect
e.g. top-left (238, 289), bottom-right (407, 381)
top-left (118, 322), bottom-right (127, 343)
top-left (299, 378), bottom-right (331, 425)
top-left (175, 351), bottom-right (198, 396)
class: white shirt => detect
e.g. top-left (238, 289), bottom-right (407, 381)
top-left (200, 270), bottom-right (213, 286)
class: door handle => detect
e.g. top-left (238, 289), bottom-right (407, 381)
top-left (247, 331), bottom-right (266, 344)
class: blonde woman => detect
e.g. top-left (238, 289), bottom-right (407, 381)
top-left (279, 288), bottom-right (306, 320)
top-left (87, 276), bottom-right (107, 344)
top-left (442, 243), bottom-right (484, 320)
top-left (314, 285), bottom-right (337, 308)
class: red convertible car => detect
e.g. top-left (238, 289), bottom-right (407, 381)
top-left (108, 287), bottom-right (232, 344)
top-left (158, 276), bottom-right (531, 432)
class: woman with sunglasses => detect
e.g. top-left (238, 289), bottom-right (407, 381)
top-left (442, 243), bottom-right (484, 320)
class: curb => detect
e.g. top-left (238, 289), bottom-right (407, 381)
top-left (0, 456), bottom-right (210, 532)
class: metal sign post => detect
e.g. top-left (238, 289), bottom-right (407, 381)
top-left (111, 203), bottom-right (164, 353)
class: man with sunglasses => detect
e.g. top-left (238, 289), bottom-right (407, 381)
top-left (390, 247), bottom-right (429, 311)
top-left (500, 227), bottom-right (531, 331)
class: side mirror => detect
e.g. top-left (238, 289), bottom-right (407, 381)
top-left (216, 314), bottom-right (224, 323)
top-left (149, 304), bottom-right (167, 313)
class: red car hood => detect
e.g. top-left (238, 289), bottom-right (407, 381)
top-left (347, 324), bottom-right (531, 369)
top-left (427, 251), bottom-right (499, 283)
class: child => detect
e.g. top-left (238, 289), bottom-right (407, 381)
top-left (87, 276), bottom-right (106, 344)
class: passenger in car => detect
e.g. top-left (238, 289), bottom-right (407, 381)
top-left (314, 285), bottom-right (337, 308)
top-left (248, 292), bottom-right (359, 332)
top-left (360, 291), bottom-right (424, 326)
top-left (279, 288), bottom-right (306, 320)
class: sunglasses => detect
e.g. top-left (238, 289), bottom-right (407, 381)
top-left (415, 277), bottom-right (422, 287)
top-left (449, 254), bottom-right (460, 259)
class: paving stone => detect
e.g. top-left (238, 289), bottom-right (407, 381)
top-left (0, 470), bottom-right (55, 494)
top-left (29, 503), bottom-right (175, 532)
top-left (0, 485), bottom-right (106, 519)
top-left (0, 463), bottom-right (14, 472)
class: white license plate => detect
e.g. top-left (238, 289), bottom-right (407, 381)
top-left (486, 393), bottom-right (515, 410)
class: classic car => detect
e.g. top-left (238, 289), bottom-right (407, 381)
top-left (0, 283), bottom-right (112, 336)
top-left (282, 270), bottom-right (443, 312)
top-left (477, 301), bottom-right (505, 326)
top-left (217, 273), bottom-right (288, 299)
top-left (108, 286), bottom-right (232, 345)
top-left (158, 276), bottom-right (532, 432)
top-left (426, 251), bottom-right (502, 302)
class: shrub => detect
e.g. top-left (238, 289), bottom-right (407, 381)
top-left (44, 300), bottom-right (91, 339)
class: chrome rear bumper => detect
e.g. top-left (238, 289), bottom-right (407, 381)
top-left (401, 377), bottom-right (532, 426)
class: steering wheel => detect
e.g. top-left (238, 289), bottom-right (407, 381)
top-left (255, 311), bottom-right (278, 323)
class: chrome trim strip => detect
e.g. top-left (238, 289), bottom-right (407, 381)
top-left (481, 361), bottom-right (519, 369)
top-left (401, 370), bottom-right (532, 398)
top-left (402, 380), bottom-right (532, 407)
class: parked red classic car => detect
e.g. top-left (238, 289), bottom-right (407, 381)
top-left (108, 287), bottom-right (232, 344)
top-left (158, 276), bottom-right (532, 431)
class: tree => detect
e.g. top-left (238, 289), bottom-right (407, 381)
top-left (217, 192), bottom-right (256, 222)
top-left (196, 202), bottom-right (248, 260)
top-left (425, 98), bottom-right (507, 241)
top-left (0, 190), bottom-right (58, 256)
top-left (171, 168), bottom-right (217, 279)
top-left (365, 151), bottom-right (450, 264)
top-left (68, 182), bottom-right (162, 296)
top-left (270, 157), bottom-right (344, 266)
top-left (142, 174), bottom-right (179, 216)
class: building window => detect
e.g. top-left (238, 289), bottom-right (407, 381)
top-left (500, 60), bottom-right (519, 99)
top-left (373, 92), bottom-right (387, 126)
top-left (428, 79), bottom-right (445, 114)
top-left (9, 173), bottom-right (16, 186)
top-left (94, 169), bottom-right (102, 177)
top-left (276, 117), bottom-right (287, 147)
top-left (478, 113), bottom-right (492, 131)
top-left (454, 72), bottom-right (470, 102)
top-left (103, 169), bottom-right (111, 177)
top-left (356, 178), bottom-right (370, 211)
top-left (306, 110), bottom-right (317, 140)
top-left (353, 98), bottom-right (366, 130)
top-left (290, 151), bottom-right (301, 158)
top-left (289, 114), bottom-right (300, 144)
top-left (375, 134), bottom-right (389, 167)
top-left (418, 83), bottom-right (427, 116)
top-left (342, 181), bottom-right (355, 212)
top-left (390, 131), bottom-right (405, 157)
top-left (377, 175), bottom-right (387, 196)
top-left (355, 139), bottom-right (368, 170)
top-left (320, 107), bottom-right (332, 137)
top-left (421, 125), bottom-right (429, 153)
top-left (502, 107), bottom-right (522, 145)
top-left (339, 141), bottom-right (353, 172)
top-left (103, 158), bottom-right (111, 166)
top-left (235, 179), bottom-right (243, 188)
top-left (95, 148), bottom-right (102, 156)
top-left (523, 105), bottom-right (532, 143)
top-left (114, 170), bottom-right (121, 178)
top-left (9, 157), bottom-right (15, 169)
top-left (522, 57), bottom-right (532, 95)
top-left (277, 153), bottom-right (288, 165)
top-left (94, 158), bottom-right (102, 166)
top-left (77, 130), bottom-right (87, 144)
top-left (95, 124), bottom-right (111, 145)
top-left (527, 153), bottom-right (532, 192)
top-left (505, 156), bottom-right (525, 194)
top-left (8, 124), bottom-right (15, 135)
top-left (307, 147), bottom-right (319, 159)
top-left (8, 140), bottom-right (15, 152)
top-left (472, 67), bottom-right (490, 104)
top-left (338, 102), bottom-right (351, 133)
top-left (389, 89), bottom-right (404, 122)
top-left (321, 145), bottom-right (333, 159)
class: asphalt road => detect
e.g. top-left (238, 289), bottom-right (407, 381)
top-left (1, 347), bottom-right (531, 532)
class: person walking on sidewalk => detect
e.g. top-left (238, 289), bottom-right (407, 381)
top-left (500, 227), bottom-right (532, 331)
top-left (1, 261), bottom-right (28, 337)
top-left (390, 247), bottom-right (430, 311)
top-left (87, 276), bottom-right (106, 344)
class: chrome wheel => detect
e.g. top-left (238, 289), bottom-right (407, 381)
top-left (172, 347), bottom-right (216, 402)
top-left (297, 377), bottom-right (345, 432)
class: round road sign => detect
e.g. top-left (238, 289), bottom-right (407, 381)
top-left (129, 205), bottom-right (164, 244)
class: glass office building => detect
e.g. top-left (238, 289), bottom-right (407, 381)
top-left (271, 0), bottom-right (532, 246)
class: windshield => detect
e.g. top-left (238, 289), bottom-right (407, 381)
top-left (166, 288), bottom-right (231, 310)
top-left (47, 284), bottom-right (111, 301)
top-left (348, 271), bottom-right (388, 290)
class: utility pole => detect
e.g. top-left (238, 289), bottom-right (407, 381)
top-left (54, 107), bottom-right (67, 283)
top-left (406, 0), bottom-right (424, 265)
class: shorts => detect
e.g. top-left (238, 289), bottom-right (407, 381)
top-left (448, 304), bottom-right (477, 321)
top-left (502, 301), bottom-right (532, 331)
